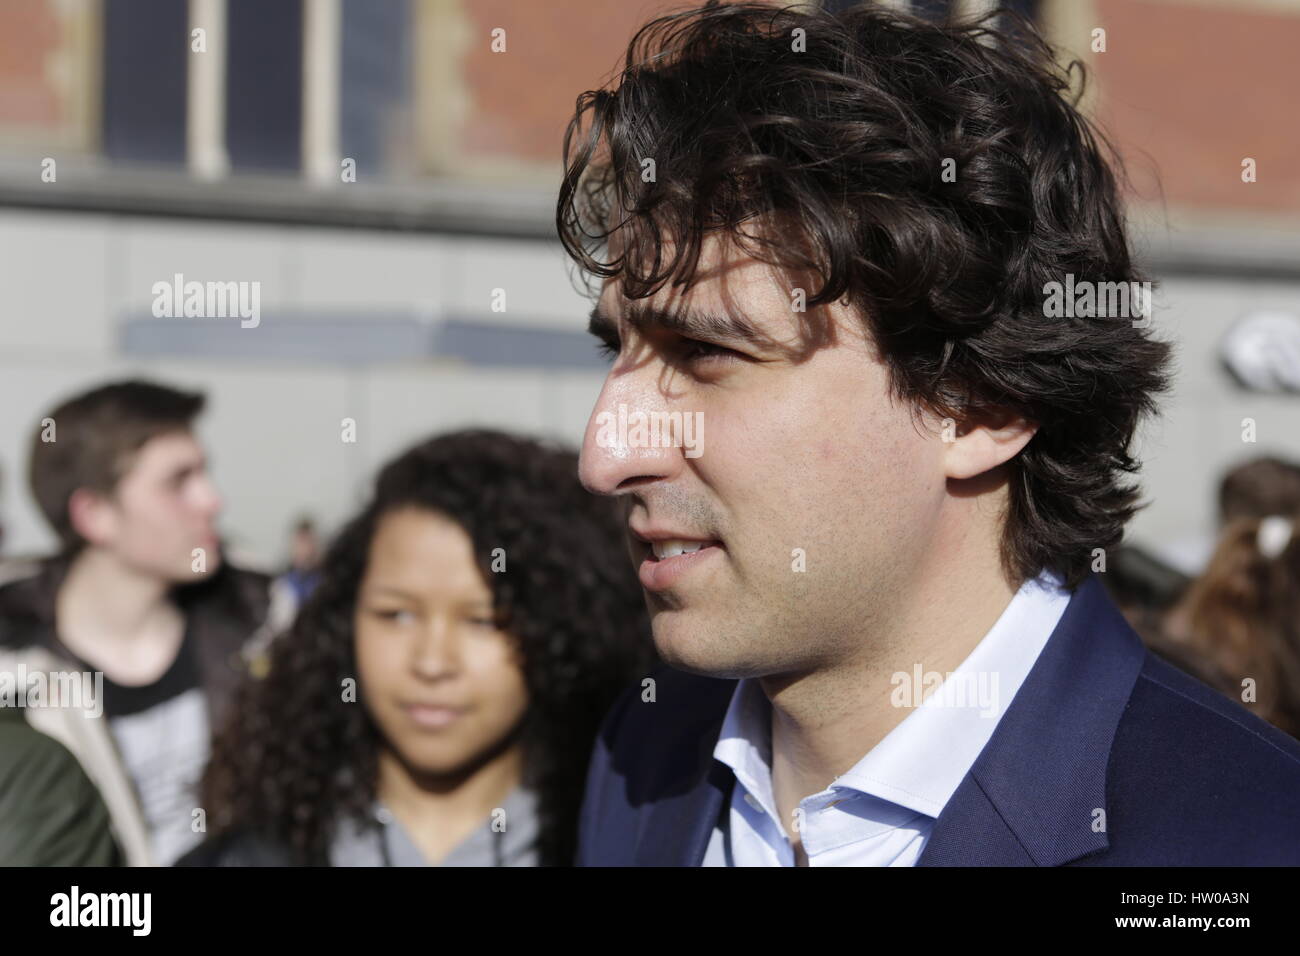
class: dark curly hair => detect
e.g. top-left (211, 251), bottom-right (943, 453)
top-left (556, 1), bottom-right (1173, 589)
top-left (199, 430), bottom-right (654, 865)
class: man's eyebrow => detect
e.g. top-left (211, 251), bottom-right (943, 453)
top-left (169, 455), bottom-right (207, 480)
top-left (587, 303), bottom-right (765, 345)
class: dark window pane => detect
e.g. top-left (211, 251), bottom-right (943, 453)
top-left (226, 0), bottom-right (303, 172)
top-left (102, 0), bottom-right (187, 164)
top-left (340, 0), bottom-right (412, 177)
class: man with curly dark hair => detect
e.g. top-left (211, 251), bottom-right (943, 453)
top-left (561, 2), bottom-right (1300, 865)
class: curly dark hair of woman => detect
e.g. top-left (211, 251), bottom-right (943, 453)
top-left (199, 429), bottom-right (655, 865)
top-left (556, 1), bottom-right (1174, 589)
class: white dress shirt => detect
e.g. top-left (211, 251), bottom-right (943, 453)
top-left (701, 570), bottom-right (1071, 866)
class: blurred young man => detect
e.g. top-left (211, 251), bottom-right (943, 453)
top-left (0, 380), bottom-right (282, 865)
top-left (560, 3), bottom-right (1300, 865)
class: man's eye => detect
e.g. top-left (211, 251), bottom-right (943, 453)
top-left (594, 335), bottom-right (742, 365)
top-left (678, 338), bottom-right (741, 363)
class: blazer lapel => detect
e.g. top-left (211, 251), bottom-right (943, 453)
top-left (632, 678), bottom-right (735, 866)
top-left (914, 774), bottom-right (1037, 865)
top-left (918, 575), bottom-right (1147, 866)
top-left (634, 758), bottom-right (733, 865)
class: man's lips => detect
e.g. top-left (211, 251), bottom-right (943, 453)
top-left (628, 522), bottom-right (720, 547)
top-left (629, 525), bottom-right (724, 592)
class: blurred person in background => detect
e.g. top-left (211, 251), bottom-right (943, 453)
top-left (239, 515), bottom-right (326, 678)
top-left (1098, 545), bottom-right (1191, 639)
top-left (1102, 461), bottom-right (1300, 636)
top-left (0, 379), bottom-right (282, 865)
top-left (181, 429), bottom-right (653, 866)
top-left (1219, 456), bottom-right (1300, 525)
top-left (1146, 457), bottom-right (1300, 738)
top-left (1109, 457), bottom-right (1300, 649)
top-left (279, 515), bottom-right (323, 604)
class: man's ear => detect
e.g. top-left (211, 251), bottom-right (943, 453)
top-left (942, 410), bottom-right (1038, 481)
top-left (66, 487), bottom-right (115, 548)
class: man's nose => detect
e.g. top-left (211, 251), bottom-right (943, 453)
top-left (198, 475), bottom-right (223, 517)
top-left (578, 374), bottom-right (679, 496)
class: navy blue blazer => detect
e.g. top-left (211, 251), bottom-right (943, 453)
top-left (576, 574), bottom-right (1300, 865)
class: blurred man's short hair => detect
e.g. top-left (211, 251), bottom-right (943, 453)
top-left (29, 379), bottom-right (206, 554)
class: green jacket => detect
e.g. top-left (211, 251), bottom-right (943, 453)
top-left (0, 703), bottom-right (122, 865)
top-left (0, 552), bottom-right (284, 865)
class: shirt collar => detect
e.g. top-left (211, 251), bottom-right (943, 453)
top-left (711, 569), bottom-right (1071, 822)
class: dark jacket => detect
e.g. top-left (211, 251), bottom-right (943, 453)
top-left (576, 574), bottom-right (1300, 865)
top-left (0, 551), bottom-right (279, 865)
top-left (0, 551), bottom-right (274, 736)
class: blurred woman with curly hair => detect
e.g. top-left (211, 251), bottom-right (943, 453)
top-left (179, 429), bottom-right (654, 866)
